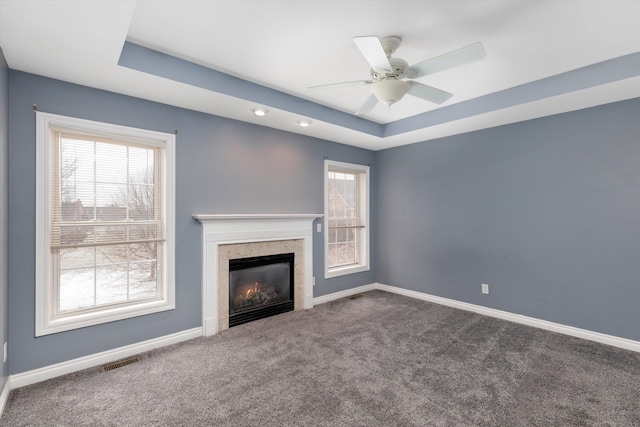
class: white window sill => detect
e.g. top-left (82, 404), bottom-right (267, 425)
top-left (325, 264), bottom-right (370, 279)
top-left (36, 298), bottom-right (174, 337)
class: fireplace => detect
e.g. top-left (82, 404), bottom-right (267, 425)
top-left (229, 252), bottom-right (294, 327)
top-left (193, 214), bottom-right (322, 336)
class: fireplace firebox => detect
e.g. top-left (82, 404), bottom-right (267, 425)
top-left (228, 252), bottom-right (294, 327)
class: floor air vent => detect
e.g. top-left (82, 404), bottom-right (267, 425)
top-left (349, 294), bottom-right (363, 300)
top-left (101, 356), bottom-right (141, 372)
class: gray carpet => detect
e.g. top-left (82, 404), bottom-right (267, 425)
top-left (2, 290), bottom-right (639, 426)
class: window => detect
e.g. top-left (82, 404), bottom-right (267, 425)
top-left (36, 112), bottom-right (175, 336)
top-left (324, 160), bottom-right (370, 278)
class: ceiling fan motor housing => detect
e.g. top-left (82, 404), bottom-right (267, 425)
top-left (371, 58), bottom-right (416, 81)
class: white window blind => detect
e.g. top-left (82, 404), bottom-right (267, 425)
top-left (50, 129), bottom-right (165, 250)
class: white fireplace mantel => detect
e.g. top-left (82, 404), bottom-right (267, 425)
top-left (193, 214), bottom-right (322, 336)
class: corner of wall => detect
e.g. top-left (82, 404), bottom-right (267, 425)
top-left (0, 45), bottom-right (11, 417)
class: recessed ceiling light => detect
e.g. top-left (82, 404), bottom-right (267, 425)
top-left (252, 107), bottom-right (267, 117)
top-left (298, 120), bottom-right (311, 127)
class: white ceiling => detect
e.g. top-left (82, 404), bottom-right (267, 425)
top-left (1, 0), bottom-right (639, 150)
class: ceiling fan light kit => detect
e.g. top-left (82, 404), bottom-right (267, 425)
top-left (371, 79), bottom-right (411, 105)
top-left (309, 35), bottom-right (486, 115)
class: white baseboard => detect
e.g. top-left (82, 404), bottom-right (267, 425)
top-left (314, 283), bottom-right (640, 353)
top-left (0, 377), bottom-right (10, 419)
top-left (9, 327), bottom-right (202, 390)
top-left (313, 283), bottom-right (377, 305)
top-left (374, 283), bottom-right (640, 353)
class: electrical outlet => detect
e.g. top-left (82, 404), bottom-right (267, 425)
top-left (3, 342), bottom-right (6, 363)
top-left (316, 223), bottom-right (322, 233)
top-left (482, 283), bottom-right (489, 295)
top-left (312, 276), bottom-right (316, 286)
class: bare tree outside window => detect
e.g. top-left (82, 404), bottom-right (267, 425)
top-left (118, 167), bottom-right (158, 281)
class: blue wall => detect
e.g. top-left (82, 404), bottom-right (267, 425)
top-left (7, 71), bottom-right (375, 374)
top-left (375, 98), bottom-right (640, 341)
top-left (0, 48), bottom-right (9, 387)
top-left (6, 66), bottom-right (640, 375)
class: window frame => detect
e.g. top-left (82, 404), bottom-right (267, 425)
top-left (324, 160), bottom-right (370, 279)
top-left (35, 112), bottom-right (175, 336)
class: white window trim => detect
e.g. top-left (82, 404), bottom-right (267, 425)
top-left (35, 112), bottom-right (175, 336)
top-left (324, 160), bottom-right (370, 279)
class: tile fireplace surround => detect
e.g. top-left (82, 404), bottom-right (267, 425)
top-left (193, 214), bottom-right (322, 336)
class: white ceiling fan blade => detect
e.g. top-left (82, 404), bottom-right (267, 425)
top-left (307, 80), bottom-right (372, 90)
top-left (408, 81), bottom-right (453, 104)
top-left (356, 93), bottom-right (378, 115)
top-left (410, 42), bottom-right (486, 78)
top-left (353, 36), bottom-right (392, 73)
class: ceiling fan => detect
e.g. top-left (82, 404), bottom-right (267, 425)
top-left (308, 36), bottom-right (486, 115)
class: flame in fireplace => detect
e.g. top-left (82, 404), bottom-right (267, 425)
top-left (233, 281), bottom-right (283, 311)
top-left (245, 282), bottom-right (261, 299)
